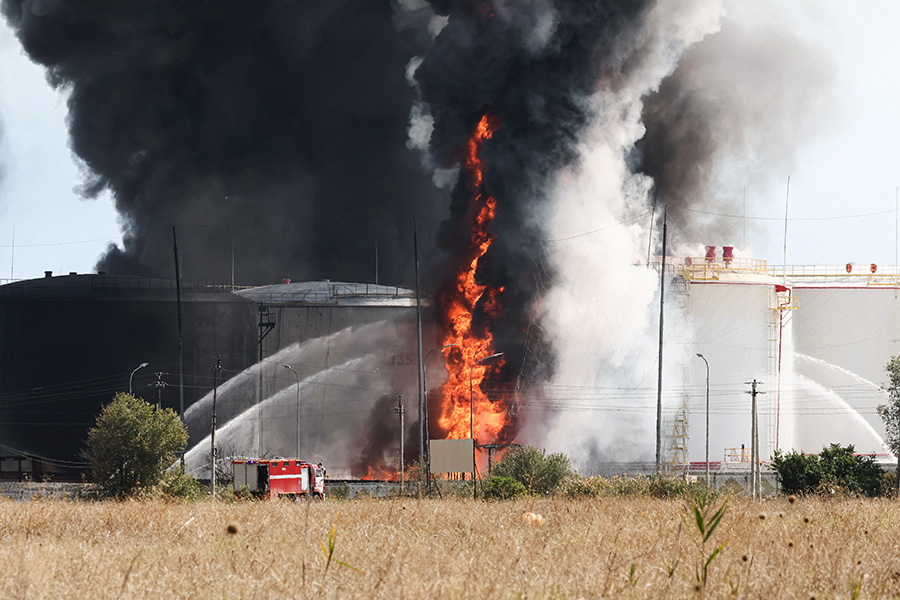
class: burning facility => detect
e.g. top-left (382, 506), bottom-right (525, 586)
top-left (2, 1), bottom-right (893, 482)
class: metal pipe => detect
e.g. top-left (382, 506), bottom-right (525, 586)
top-left (656, 206), bottom-right (667, 474)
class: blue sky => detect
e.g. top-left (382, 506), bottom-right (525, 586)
top-left (0, 22), bottom-right (118, 281)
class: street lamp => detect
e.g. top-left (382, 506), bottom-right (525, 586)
top-left (470, 351), bottom-right (504, 499)
top-left (696, 353), bottom-right (710, 487)
top-left (129, 362), bottom-right (148, 395)
top-left (283, 365), bottom-right (301, 458)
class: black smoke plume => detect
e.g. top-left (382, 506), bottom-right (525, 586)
top-left (1, 0), bottom-right (441, 285)
top-left (638, 17), bottom-right (835, 241)
top-left (350, 393), bottom-right (403, 479)
top-left (414, 1), bottom-right (653, 391)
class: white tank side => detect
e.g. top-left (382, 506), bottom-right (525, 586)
top-left (687, 281), bottom-right (773, 463)
top-left (793, 287), bottom-right (900, 386)
top-left (790, 286), bottom-right (898, 452)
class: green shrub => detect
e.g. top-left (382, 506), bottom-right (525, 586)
top-left (560, 475), bottom-right (609, 498)
top-left (560, 474), bottom-right (701, 499)
top-left (608, 475), bottom-right (699, 499)
top-left (481, 475), bottom-right (527, 500)
top-left (772, 444), bottom-right (887, 497)
top-left (819, 444), bottom-right (886, 497)
top-left (645, 475), bottom-right (699, 499)
top-left (771, 450), bottom-right (821, 495)
top-left (157, 465), bottom-right (204, 501)
top-left (491, 446), bottom-right (571, 495)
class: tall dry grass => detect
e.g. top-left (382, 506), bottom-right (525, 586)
top-left (0, 495), bottom-right (898, 598)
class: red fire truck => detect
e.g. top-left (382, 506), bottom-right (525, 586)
top-left (232, 458), bottom-right (325, 500)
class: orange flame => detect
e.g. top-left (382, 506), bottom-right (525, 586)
top-left (436, 113), bottom-right (512, 451)
top-left (361, 465), bottom-right (399, 481)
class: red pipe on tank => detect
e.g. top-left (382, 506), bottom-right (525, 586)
top-left (705, 246), bottom-right (716, 263)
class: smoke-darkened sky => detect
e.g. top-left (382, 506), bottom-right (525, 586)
top-left (1, 0), bottom-right (443, 285)
top-left (2, 1), bottom-right (900, 283)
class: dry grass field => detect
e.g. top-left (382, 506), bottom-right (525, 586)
top-left (1, 495), bottom-right (899, 599)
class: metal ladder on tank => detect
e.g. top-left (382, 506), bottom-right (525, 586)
top-left (766, 287), bottom-right (799, 460)
top-left (665, 273), bottom-right (692, 474)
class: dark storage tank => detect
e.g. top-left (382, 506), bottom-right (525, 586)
top-left (0, 274), bottom-right (257, 467)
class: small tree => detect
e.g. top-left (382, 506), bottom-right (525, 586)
top-left (491, 445), bottom-right (571, 495)
top-left (818, 444), bottom-right (885, 497)
top-left (772, 444), bottom-right (886, 497)
top-left (84, 392), bottom-right (189, 498)
top-left (771, 450), bottom-right (821, 495)
top-left (481, 475), bottom-right (527, 500)
top-left (878, 356), bottom-right (900, 493)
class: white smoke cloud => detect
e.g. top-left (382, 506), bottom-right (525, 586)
top-left (532, 0), bottom-right (724, 470)
top-left (428, 15), bottom-right (449, 37)
top-left (406, 100), bottom-right (432, 151)
top-left (494, 0), bottom-right (559, 56)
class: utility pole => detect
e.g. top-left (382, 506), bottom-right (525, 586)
top-left (211, 355), bottom-right (223, 498)
top-left (655, 205), bottom-right (668, 475)
top-left (257, 306), bottom-right (275, 456)
top-left (746, 379), bottom-right (765, 500)
top-left (413, 217), bottom-right (425, 470)
top-left (151, 372), bottom-right (169, 411)
top-left (394, 395), bottom-right (405, 494)
top-left (172, 228), bottom-right (184, 424)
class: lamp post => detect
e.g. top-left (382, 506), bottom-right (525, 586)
top-left (129, 362), bottom-right (148, 395)
top-left (211, 356), bottom-right (223, 498)
top-left (282, 365), bottom-right (301, 458)
top-left (696, 353), bottom-right (710, 487)
top-left (423, 343), bottom-right (456, 487)
top-left (470, 351), bottom-right (504, 499)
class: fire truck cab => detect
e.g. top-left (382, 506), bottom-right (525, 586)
top-left (232, 459), bottom-right (325, 500)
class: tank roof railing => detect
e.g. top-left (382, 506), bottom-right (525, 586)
top-left (330, 283), bottom-right (415, 298)
top-left (647, 257), bottom-right (769, 280)
top-left (90, 275), bottom-right (235, 290)
top-left (772, 264), bottom-right (900, 277)
top-left (0, 274), bottom-right (240, 300)
top-left (239, 282), bottom-right (416, 305)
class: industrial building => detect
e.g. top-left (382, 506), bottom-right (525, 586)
top-left (1, 257), bottom-right (897, 480)
top-left (666, 248), bottom-right (895, 474)
top-left (0, 274), bottom-right (425, 478)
